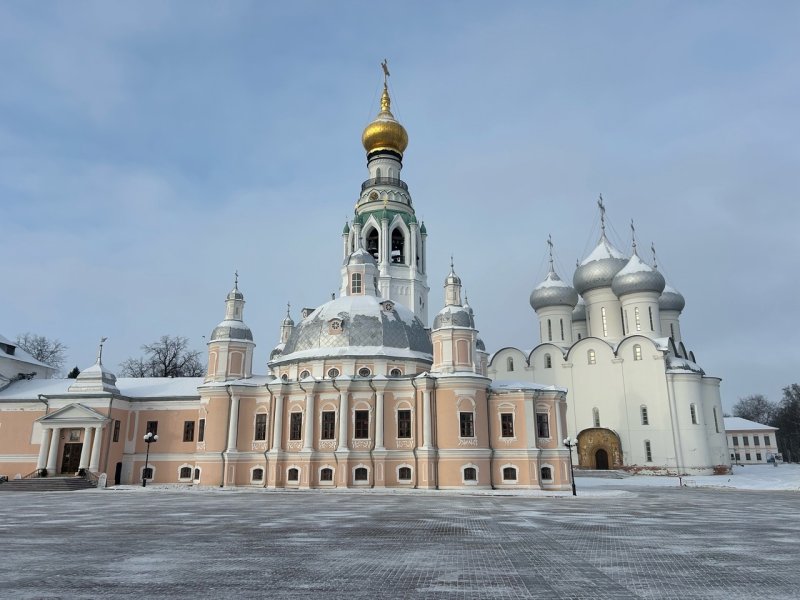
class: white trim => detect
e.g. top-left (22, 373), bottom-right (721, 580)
top-left (250, 464), bottom-right (266, 484)
top-left (140, 464), bottom-right (156, 482)
top-left (318, 464), bottom-right (335, 486)
top-left (396, 463), bottom-right (413, 484)
top-left (500, 463), bottom-right (518, 483)
top-left (461, 463), bottom-right (479, 485)
top-left (286, 465), bottom-right (301, 484)
top-left (540, 463), bottom-right (554, 482)
top-left (177, 463), bottom-right (194, 482)
top-left (352, 463), bottom-right (370, 485)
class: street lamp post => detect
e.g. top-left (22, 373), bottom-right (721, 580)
top-left (563, 437), bottom-right (578, 496)
top-left (142, 431), bottom-right (158, 488)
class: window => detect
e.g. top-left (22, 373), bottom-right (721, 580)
top-left (194, 468), bottom-right (200, 480)
top-left (198, 419), bottom-right (205, 442)
top-left (287, 468), bottom-right (299, 482)
top-left (142, 467), bottom-right (153, 480)
top-left (321, 411), bottom-right (336, 440)
top-left (743, 436), bottom-right (749, 447)
top-left (547, 319), bottom-right (552, 341)
top-left (644, 440), bottom-right (652, 462)
top-left (351, 272), bottom-right (362, 294)
top-left (732, 436), bottom-right (739, 445)
top-left (320, 467), bottom-right (333, 482)
top-left (577, 333), bottom-right (582, 340)
top-left (690, 404), bottom-right (698, 425)
top-left (735, 453), bottom-right (740, 461)
top-left (588, 350), bottom-right (596, 365)
top-left (593, 407), bottom-right (600, 428)
top-left (281, 373), bottom-right (289, 382)
top-left (390, 228), bottom-right (405, 264)
top-left (601, 307), bottom-right (608, 337)
top-left (354, 467), bottom-right (368, 481)
top-left (183, 421), bottom-right (195, 442)
top-left (544, 353), bottom-right (552, 369)
top-left (756, 453), bottom-right (762, 461)
top-left (358, 367), bottom-right (371, 378)
top-left (179, 467), bottom-right (192, 479)
top-left (764, 435), bottom-right (771, 446)
top-left (459, 412), bottom-right (475, 438)
top-left (536, 413), bottom-right (550, 438)
top-left (398, 466), bottom-right (412, 481)
top-left (463, 467), bottom-right (477, 481)
top-left (503, 467), bottom-right (517, 481)
top-left (253, 413), bottom-right (267, 441)
top-left (113, 420), bottom-right (120, 443)
top-left (713, 408), bottom-right (719, 433)
top-left (252, 468), bottom-right (264, 482)
top-left (366, 228), bottom-right (379, 258)
top-left (507, 357), bottom-right (514, 372)
top-left (633, 345), bottom-right (642, 361)
top-left (754, 435), bottom-right (760, 446)
top-left (635, 307), bottom-right (641, 332)
top-left (327, 367), bottom-right (340, 378)
top-left (540, 466), bottom-right (552, 480)
top-left (354, 410), bottom-right (370, 439)
top-left (621, 307), bottom-right (626, 335)
top-left (397, 410), bottom-right (412, 439)
top-left (289, 413), bottom-right (303, 440)
top-left (745, 453), bottom-right (751, 461)
top-left (501, 413), bottom-right (514, 438)
top-left (641, 406), bottom-right (649, 425)
top-left (299, 370), bottom-right (310, 379)
top-left (146, 421), bottom-right (158, 435)
top-left (670, 323), bottom-right (675, 338)
top-left (560, 319), bottom-right (565, 341)
top-left (390, 368), bottom-right (402, 377)
top-left (648, 306), bottom-right (655, 331)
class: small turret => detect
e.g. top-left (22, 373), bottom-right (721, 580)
top-left (205, 273), bottom-right (255, 382)
top-left (530, 236), bottom-right (579, 345)
top-left (432, 261), bottom-right (480, 374)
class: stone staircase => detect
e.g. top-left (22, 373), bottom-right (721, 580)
top-left (0, 476), bottom-right (97, 492)
top-left (574, 469), bottom-right (631, 479)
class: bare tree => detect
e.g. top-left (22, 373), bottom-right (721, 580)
top-left (732, 394), bottom-right (777, 425)
top-left (15, 333), bottom-right (67, 371)
top-left (119, 335), bottom-right (204, 377)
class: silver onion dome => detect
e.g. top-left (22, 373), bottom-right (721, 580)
top-left (611, 254), bottom-right (666, 297)
top-left (211, 320), bottom-right (253, 341)
top-left (659, 285), bottom-right (686, 312)
top-left (572, 297), bottom-right (587, 322)
top-left (433, 305), bottom-right (474, 329)
top-left (226, 287), bottom-right (244, 301)
top-left (573, 236), bottom-right (628, 295)
top-left (476, 338), bottom-right (486, 352)
top-left (530, 270), bottom-right (579, 311)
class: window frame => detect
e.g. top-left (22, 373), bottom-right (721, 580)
top-left (459, 411), bottom-right (475, 438)
top-left (536, 412), bottom-right (550, 438)
top-left (321, 411), bottom-right (336, 440)
top-left (198, 418), bottom-right (205, 443)
top-left (183, 420), bottom-right (195, 443)
top-left (254, 413), bottom-right (268, 441)
top-left (500, 413), bottom-right (514, 438)
top-left (354, 410), bottom-right (370, 439)
top-left (397, 409), bottom-right (412, 439)
top-left (289, 412), bottom-right (303, 441)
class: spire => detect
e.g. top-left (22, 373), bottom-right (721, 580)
top-left (630, 220), bottom-right (638, 256)
top-left (651, 242), bottom-right (659, 270)
top-left (598, 194), bottom-right (606, 238)
top-left (380, 58), bottom-right (391, 112)
top-left (280, 302), bottom-right (294, 344)
top-left (547, 234), bottom-right (555, 273)
top-left (96, 337), bottom-right (108, 365)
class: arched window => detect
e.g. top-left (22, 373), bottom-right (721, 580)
top-left (640, 405), bottom-right (649, 425)
top-left (587, 349), bottom-right (596, 365)
top-left (635, 307), bottom-right (641, 332)
top-left (624, 309), bottom-right (629, 334)
top-left (547, 319), bottom-right (552, 341)
top-left (463, 467), bottom-right (477, 481)
top-left (633, 344), bottom-right (642, 361)
top-left (601, 307), bottom-right (608, 337)
top-left (366, 228), bottom-right (380, 259)
top-left (560, 319), bottom-right (565, 341)
top-left (320, 468), bottom-right (333, 482)
top-left (544, 353), bottom-right (552, 369)
top-left (502, 467), bottom-right (517, 481)
top-left (540, 466), bottom-right (552, 480)
top-left (351, 272), bottom-right (362, 294)
top-left (670, 323), bottom-right (675, 338)
top-left (252, 468), bottom-right (264, 482)
top-left (193, 468), bottom-right (200, 480)
top-left (287, 468), bottom-right (299, 482)
top-left (593, 407), bottom-right (600, 427)
top-left (644, 440), bottom-right (653, 462)
top-left (507, 357), bottom-right (515, 372)
top-left (713, 407), bottom-right (720, 434)
top-left (398, 466), bottom-right (412, 481)
top-left (621, 307), bottom-right (626, 335)
top-left (577, 333), bottom-right (582, 340)
top-left (390, 228), bottom-right (405, 264)
top-left (690, 404), bottom-right (698, 425)
top-left (179, 467), bottom-right (192, 479)
top-left (375, 167), bottom-right (382, 179)
top-left (648, 306), bottom-right (655, 331)
top-left (354, 467), bottom-right (369, 481)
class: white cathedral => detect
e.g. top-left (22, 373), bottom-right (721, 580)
top-left (0, 67), bottom-right (729, 488)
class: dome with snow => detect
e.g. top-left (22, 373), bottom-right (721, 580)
top-left (572, 297), bottom-right (587, 322)
top-left (211, 320), bottom-right (253, 342)
top-left (433, 305), bottom-right (474, 329)
top-left (530, 270), bottom-right (579, 311)
top-left (573, 236), bottom-right (628, 295)
top-left (611, 254), bottom-right (666, 297)
top-left (659, 285), bottom-right (686, 312)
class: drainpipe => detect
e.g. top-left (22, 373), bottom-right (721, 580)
top-left (263, 385), bottom-right (272, 488)
top-left (367, 377), bottom-right (376, 489)
top-left (221, 385), bottom-right (232, 487)
top-left (102, 396), bottom-right (113, 474)
top-left (410, 376), bottom-right (419, 489)
top-left (487, 390), bottom-right (495, 490)
top-left (37, 394), bottom-right (50, 415)
top-left (331, 377), bottom-right (341, 488)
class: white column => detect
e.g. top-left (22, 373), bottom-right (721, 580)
top-left (88, 426), bottom-right (103, 472)
top-left (337, 390), bottom-right (349, 451)
top-left (271, 395), bottom-right (284, 451)
top-left (303, 392), bottom-right (315, 451)
top-left (422, 390), bottom-right (432, 449)
top-left (36, 428), bottom-right (51, 470)
top-left (227, 395), bottom-right (240, 452)
top-left (375, 390), bottom-right (385, 450)
top-left (78, 427), bottom-right (92, 469)
top-left (46, 427), bottom-right (61, 471)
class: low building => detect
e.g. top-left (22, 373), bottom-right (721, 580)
top-left (0, 333), bottom-right (56, 388)
top-left (724, 417), bottom-right (780, 464)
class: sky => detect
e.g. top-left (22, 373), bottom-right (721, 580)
top-left (2, 1), bottom-right (798, 409)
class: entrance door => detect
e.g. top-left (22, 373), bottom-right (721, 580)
top-left (595, 448), bottom-right (609, 470)
top-left (61, 443), bottom-right (82, 474)
top-left (114, 462), bottom-right (123, 485)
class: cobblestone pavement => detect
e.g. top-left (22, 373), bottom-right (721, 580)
top-left (0, 486), bottom-right (797, 599)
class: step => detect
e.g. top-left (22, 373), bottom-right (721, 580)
top-left (0, 477), bottom-right (97, 492)
top-left (574, 469), bottom-right (631, 479)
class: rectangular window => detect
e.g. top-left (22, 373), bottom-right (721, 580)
top-left (756, 453), bottom-right (762, 461)
top-left (745, 453), bottom-right (751, 461)
top-left (500, 413), bottom-right (514, 438)
top-left (645, 440), bottom-right (653, 462)
top-left (635, 307), bottom-right (641, 332)
top-left (351, 272), bottom-right (362, 294)
top-left (560, 319), bottom-right (564, 341)
top-left (397, 410), bottom-right (412, 439)
top-left (198, 418), bottom-right (205, 442)
top-left (601, 307), bottom-right (608, 337)
top-left (641, 406), bottom-right (649, 426)
top-left (112, 420), bottom-right (121, 443)
top-left (459, 412), bottom-right (475, 438)
top-left (547, 319), bottom-right (552, 341)
top-left (690, 404), bottom-right (698, 425)
top-left (734, 453), bottom-right (740, 461)
top-left (648, 306), bottom-right (655, 331)
top-left (621, 307), bottom-right (626, 335)
top-left (624, 309), bottom-right (629, 334)
top-left (732, 435), bottom-right (739, 445)
top-left (536, 413), bottom-right (550, 438)
top-left (183, 420), bottom-right (195, 442)
top-left (743, 436), bottom-right (750, 447)
top-left (764, 435), bottom-right (771, 446)
top-left (289, 413), bottom-right (303, 440)
top-left (354, 410), bottom-right (370, 439)
top-left (254, 413), bottom-right (267, 441)
top-left (146, 421), bottom-right (158, 436)
top-left (753, 436), bottom-right (760, 446)
top-left (321, 411), bottom-right (336, 440)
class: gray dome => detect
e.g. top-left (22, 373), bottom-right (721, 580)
top-left (433, 305), bottom-right (475, 329)
top-left (347, 248), bottom-right (377, 266)
top-left (227, 287), bottom-right (244, 301)
top-left (572, 297), bottom-right (587, 322)
top-left (274, 295), bottom-right (432, 364)
top-left (282, 315), bottom-right (295, 327)
top-left (659, 285), bottom-right (686, 312)
top-left (573, 236), bottom-right (628, 295)
top-left (611, 254), bottom-right (666, 297)
top-left (211, 319), bottom-right (253, 341)
top-left (445, 271), bottom-right (461, 286)
top-left (476, 338), bottom-right (486, 352)
top-left (530, 270), bottom-right (578, 311)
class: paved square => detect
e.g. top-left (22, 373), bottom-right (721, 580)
top-left (0, 486), bottom-right (797, 599)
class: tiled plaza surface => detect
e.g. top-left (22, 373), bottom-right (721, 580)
top-left (0, 485), bottom-right (797, 599)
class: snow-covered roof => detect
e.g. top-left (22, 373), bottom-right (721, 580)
top-left (723, 417), bottom-right (778, 432)
top-left (491, 381), bottom-right (567, 393)
top-left (580, 236), bottom-right (626, 265)
top-left (0, 377), bottom-right (204, 401)
top-left (0, 333), bottom-right (54, 370)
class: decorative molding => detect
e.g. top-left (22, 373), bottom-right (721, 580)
top-left (286, 441), bottom-right (302, 451)
top-left (395, 439), bottom-right (414, 449)
top-left (351, 439), bottom-right (372, 450)
top-left (251, 441), bottom-right (268, 452)
top-left (458, 437), bottom-right (478, 447)
top-left (319, 440), bottom-right (336, 451)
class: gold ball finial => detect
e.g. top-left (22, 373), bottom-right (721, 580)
top-left (362, 60), bottom-right (408, 156)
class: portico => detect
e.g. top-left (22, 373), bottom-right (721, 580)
top-left (35, 404), bottom-right (109, 474)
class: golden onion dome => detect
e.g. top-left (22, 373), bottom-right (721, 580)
top-left (361, 85), bottom-right (408, 156)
